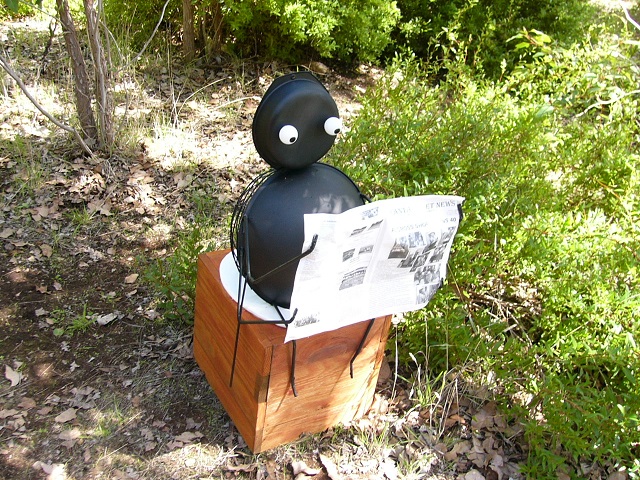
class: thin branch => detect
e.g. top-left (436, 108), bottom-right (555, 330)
top-left (122, 0), bottom-right (172, 68)
top-left (572, 3), bottom-right (640, 119)
top-left (175, 78), bottom-right (226, 118)
top-left (0, 52), bottom-right (94, 156)
top-left (575, 89), bottom-right (640, 118)
top-left (212, 96), bottom-right (262, 111)
top-left (620, 1), bottom-right (640, 32)
top-left (37, 19), bottom-right (58, 80)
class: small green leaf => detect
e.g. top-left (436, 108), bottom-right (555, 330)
top-left (5, 0), bottom-right (20, 12)
top-left (535, 104), bottom-right (555, 118)
top-left (534, 33), bottom-right (552, 44)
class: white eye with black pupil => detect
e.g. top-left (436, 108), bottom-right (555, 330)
top-left (279, 125), bottom-right (298, 145)
top-left (324, 117), bottom-right (342, 136)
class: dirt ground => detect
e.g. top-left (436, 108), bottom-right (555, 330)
top-left (0, 18), bottom-right (528, 480)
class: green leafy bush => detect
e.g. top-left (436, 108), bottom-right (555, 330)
top-left (221, 0), bottom-right (400, 61)
top-left (104, 0), bottom-right (182, 51)
top-left (329, 14), bottom-right (640, 475)
top-left (143, 216), bottom-right (222, 325)
top-left (393, 0), bottom-right (597, 77)
top-left (104, 0), bottom-right (400, 63)
top-left (1, 0), bottom-right (43, 19)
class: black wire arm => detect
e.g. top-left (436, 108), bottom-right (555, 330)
top-left (245, 234), bottom-right (319, 286)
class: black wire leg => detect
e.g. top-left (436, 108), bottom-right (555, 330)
top-left (290, 340), bottom-right (298, 397)
top-left (350, 318), bottom-right (375, 378)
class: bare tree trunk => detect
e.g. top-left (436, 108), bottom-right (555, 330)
top-left (203, 0), bottom-right (224, 59)
top-left (55, 0), bottom-right (97, 145)
top-left (83, 0), bottom-right (114, 147)
top-left (183, 0), bottom-right (196, 62)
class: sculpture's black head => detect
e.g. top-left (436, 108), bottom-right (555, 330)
top-left (252, 71), bottom-right (342, 170)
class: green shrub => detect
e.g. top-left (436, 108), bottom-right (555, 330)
top-left (1, 0), bottom-right (44, 19)
top-left (328, 17), bottom-right (640, 475)
top-left (393, 0), bottom-right (597, 77)
top-left (104, 0), bottom-right (182, 51)
top-left (506, 22), bottom-right (640, 116)
top-left (104, 0), bottom-right (400, 63)
top-left (221, 0), bottom-right (400, 61)
top-left (143, 217), bottom-right (222, 325)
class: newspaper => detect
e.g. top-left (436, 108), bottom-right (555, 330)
top-left (285, 195), bottom-right (464, 342)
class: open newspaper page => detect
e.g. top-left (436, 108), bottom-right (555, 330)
top-left (285, 195), bottom-right (464, 342)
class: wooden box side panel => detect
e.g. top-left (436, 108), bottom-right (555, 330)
top-left (260, 315), bottom-right (392, 451)
top-left (194, 251), bottom-right (284, 452)
top-left (194, 317), bottom-right (268, 450)
top-left (193, 336), bottom-right (261, 449)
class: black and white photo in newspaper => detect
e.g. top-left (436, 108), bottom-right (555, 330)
top-left (285, 195), bottom-right (464, 342)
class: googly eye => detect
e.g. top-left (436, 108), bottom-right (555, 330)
top-left (279, 125), bottom-right (298, 145)
top-left (324, 117), bottom-right (342, 136)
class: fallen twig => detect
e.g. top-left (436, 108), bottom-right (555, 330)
top-left (0, 52), bottom-right (94, 156)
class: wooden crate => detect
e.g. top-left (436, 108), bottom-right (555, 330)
top-left (193, 250), bottom-right (392, 453)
